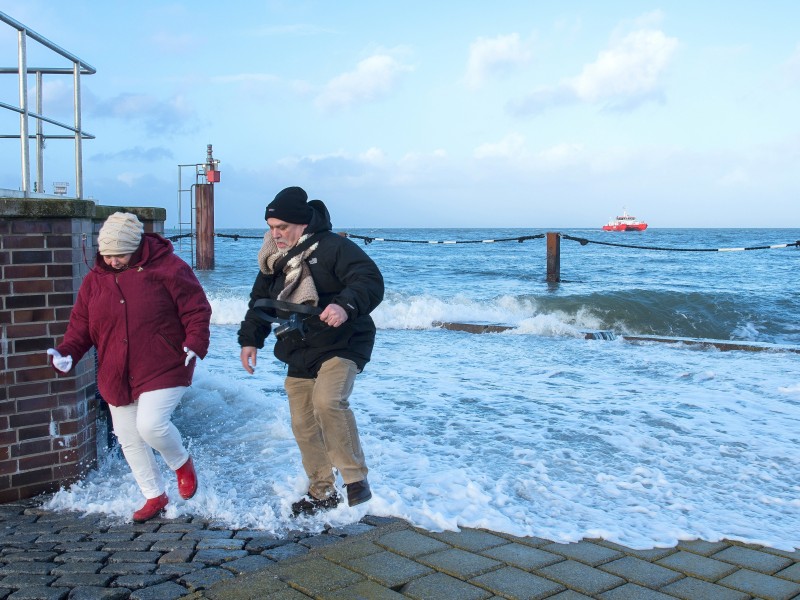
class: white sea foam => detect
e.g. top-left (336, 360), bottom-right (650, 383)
top-left (44, 229), bottom-right (800, 551)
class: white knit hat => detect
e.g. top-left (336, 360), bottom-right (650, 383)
top-left (98, 212), bottom-right (144, 256)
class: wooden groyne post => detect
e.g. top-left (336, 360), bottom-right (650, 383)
top-left (195, 144), bottom-right (220, 270)
top-left (546, 232), bottom-right (560, 283)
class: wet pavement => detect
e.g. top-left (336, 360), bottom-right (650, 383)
top-left (1, 496), bottom-right (799, 599)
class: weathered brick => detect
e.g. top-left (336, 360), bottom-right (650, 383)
top-left (12, 279), bottom-right (53, 293)
top-left (12, 250), bottom-right (53, 264)
top-left (5, 264), bottom-right (47, 278)
top-left (14, 308), bottom-right (56, 322)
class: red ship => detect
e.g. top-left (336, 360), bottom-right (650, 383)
top-left (602, 209), bottom-right (648, 231)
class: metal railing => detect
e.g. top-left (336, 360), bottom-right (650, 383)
top-left (0, 10), bottom-right (95, 198)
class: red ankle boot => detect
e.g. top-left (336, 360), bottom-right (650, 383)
top-left (132, 493), bottom-right (168, 523)
top-left (176, 456), bottom-right (197, 499)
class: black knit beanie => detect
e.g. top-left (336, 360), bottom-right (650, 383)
top-left (265, 186), bottom-right (313, 224)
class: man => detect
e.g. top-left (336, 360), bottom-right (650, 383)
top-left (238, 186), bottom-right (384, 516)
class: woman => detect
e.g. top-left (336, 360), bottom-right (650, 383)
top-left (47, 212), bottom-right (211, 522)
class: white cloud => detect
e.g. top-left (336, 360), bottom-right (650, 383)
top-left (465, 33), bottom-right (532, 89)
top-left (509, 22), bottom-right (678, 116)
top-left (315, 54), bottom-right (413, 112)
top-left (570, 29), bottom-right (678, 102)
top-left (474, 133), bottom-right (526, 159)
top-left (534, 142), bottom-right (585, 167)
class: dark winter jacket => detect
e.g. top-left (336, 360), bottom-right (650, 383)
top-left (238, 201), bottom-right (384, 378)
top-left (56, 233), bottom-right (212, 406)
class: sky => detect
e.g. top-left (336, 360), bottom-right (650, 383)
top-left (1, 1), bottom-right (799, 229)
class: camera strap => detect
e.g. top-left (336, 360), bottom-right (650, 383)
top-left (253, 299), bottom-right (322, 317)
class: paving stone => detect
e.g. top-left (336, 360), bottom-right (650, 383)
top-left (136, 531), bottom-right (184, 542)
top-left (50, 572), bottom-right (115, 587)
top-left (157, 523), bottom-right (206, 534)
top-left (712, 545), bottom-right (794, 574)
top-left (128, 581), bottom-right (190, 600)
top-left (418, 547), bottom-right (501, 579)
top-left (328, 522), bottom-right (375, 537)
top-left (481, 543), bottom-right (564, 570)
top-left (470, 566), bottom-right (565, 600)
top-left (429, 528), bottom-right (507, 552)
top-left (541, 541), bottom-right (625, 566)
top-left (346, 550), bottom-right (433, 588)
top-left (549, 590), bottom-right (593, 599)
top-left (775, 561), bottom-right (800, 583)
top-left (183, 530), bottom-right (234, 540)
top-left (50, 562), bottom-right (103, 575)
top-left (656, 550), bottom-right (739, 581)
top-left (192, 549), bottom-right (248, 565)
top-left (263, 543), bottom-right (309, 562)
top-left (53, 551), bottom-right (109, 563)
top-left (377, 529), bottom-right (450, 558)
top-left (598, 582), bottom-right (679, 599)
top-left (107, 551), bottom-right (162, 563)
top-left (660, 576), bottom-right (750, 600)
top-left (272, 557), bottom-right (363, 595)
top-left (197, 538), bottom-right (245, 551)
top-left (594, 540), bottom-right (676, 562)
top-left (325, 579), bottom-right (409, 599)
top-left (156, 563), bottom-right (202, 577)
top-left (111, 573), bottom-right (171, 590)
top-left (150, 539), bottom-right (197, 552)
top-left (99, 562), bottom-right (156, 575)
top-left (158, 547), bottom-right (194, 563)
top-left (536, 559), bottom-right (625, 596)
top-left (244, 537), bottom-right (290, 552)
top-left (320, 539), bottom-right (384, 564)
top-left (65, 587), bottom-right (131, 600)
top-left (0, 562), bottom-right (56, 575)
top-left (717, 568), bottom-right (800, 600)
top-left (495, 533), bottom-right (552, 548)
top-left (676, 539), bottom-right (730, 556)
top-left (2, 585), bottom-right (67, 599)
top-left (0, 551), bottom-right (56, 563)
top-left (402, 571), bottom-right (492, 600)
top-left (299, 534), bottom-right (342, 549)
top-left (0, 573), bottom-right (57, 587)
top-left (220, 554), bottom-right (273, 574)
top-left (599, 556), bottom-right (684, 588)
top-left (100, 540), bottom-right (153, 552)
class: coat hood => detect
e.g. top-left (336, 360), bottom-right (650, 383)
top-left (94, 233), bottom-right (174, 272)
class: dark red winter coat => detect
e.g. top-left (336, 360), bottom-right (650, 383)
top-left (56, 233), bottom-right (212, 406)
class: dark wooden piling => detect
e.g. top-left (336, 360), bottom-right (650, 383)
top-left (546, 232), bottom-right (560, 282)
top-left (195, 183), bottom-right (214, 270)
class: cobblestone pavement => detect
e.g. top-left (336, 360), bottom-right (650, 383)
top-left (1, 497), bottom-right (799, 600)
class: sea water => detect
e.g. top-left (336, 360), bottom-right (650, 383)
top-left (47, 228), bottom-right (800, 551)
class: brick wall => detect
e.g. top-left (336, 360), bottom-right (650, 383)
top-left (0, 199), bottom-right (165, 502)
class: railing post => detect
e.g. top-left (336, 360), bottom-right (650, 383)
top-left (546, 232), bottom-right (561, 283)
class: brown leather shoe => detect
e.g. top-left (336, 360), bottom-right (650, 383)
top-left (132, 493), bottom-right (168, 523)
top-left (346, 479), bottom-right (372, 507)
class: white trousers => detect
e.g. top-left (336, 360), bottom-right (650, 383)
top-left (108, 386), bottom-right (189, 499)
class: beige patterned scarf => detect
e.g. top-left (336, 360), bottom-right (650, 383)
top-left (257, 232), bottom-right (319, 306)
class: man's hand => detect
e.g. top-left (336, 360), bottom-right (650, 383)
top-left (241, 346), bottom-right (257, 374)
top-left (319, 303), bottom-right (348, 328)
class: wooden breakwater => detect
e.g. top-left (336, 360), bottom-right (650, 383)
top-left (432, 321), bottom-right (800, 354)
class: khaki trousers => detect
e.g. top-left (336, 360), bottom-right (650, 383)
top-left (285, 356), bottom-right (368, 500)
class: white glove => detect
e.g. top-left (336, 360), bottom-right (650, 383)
top-left (47, 348), bottom-right (73, 373)
top-left (184, 347), bottom-right (198, 367)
